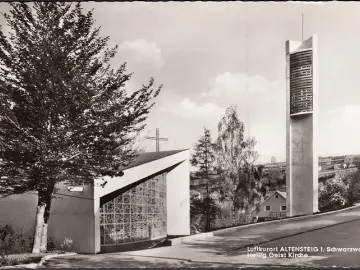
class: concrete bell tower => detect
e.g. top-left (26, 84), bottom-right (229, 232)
top-left (285, 35), bottom-right (319, 217)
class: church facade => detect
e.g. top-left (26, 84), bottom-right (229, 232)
top-left (0, 149), bottom-right (190, 254)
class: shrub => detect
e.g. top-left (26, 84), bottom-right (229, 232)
top-left (190, 195), bottom-right (219, 233)
top-left (46, 236), bottom-right (75, 253)
top-left (212, 200), bottom-right (253, 230)
top-left (0, 224), bottom-right (74, 265)
top-left (190, 196), bottom-right (202, 234)
top-left (47, 237), bottom-right (57, 252)
top-left (319, 173), bottom-right (336, 182)
top-left (0, 225), bottom-right (33, 255)
top-left (319, 178), bottom-right (349, 211)
top-left (213, 201), bottom-right (233, 229)
top-left (349, 182), bottom-right (360, 204)
top-left (347, 171), bottom-right (360, 204)
top-left (60, 237), bottom-right (74, 252)
top-left (190, 195), bottom-right (259, 233)
top-left (0, 254), bottom-right (7, 267)
top-left (0, 224), bottom-right (33, 266)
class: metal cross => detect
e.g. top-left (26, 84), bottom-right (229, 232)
top-left (145, 128), bottom-right (168, 152)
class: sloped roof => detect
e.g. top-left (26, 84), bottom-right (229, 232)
top-left (120, 149), bottom-right (188, 171)
top-left (251, 190), bottom-right (286, 214)
top-left (277, 191), bottom-right (286, 199)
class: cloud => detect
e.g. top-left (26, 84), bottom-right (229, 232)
top-left (159, 72), bottom-right (281, 124)
top-left (116, 39), bottom-right (164, 96)
top-left (327, 104), bottom-right (360, 126)
top-left (159, 98), bottom-right (225, 121)
top-left (205, 72), bottom-right (284, 133)
top-left (118, 39), bottom-right (164, 73)
top-left (156, 72), bottom-right (285, 164)
top-left (204, 72), bottom-right (285, 163)
top-left (320, 104), bottom-right (360, 155)
top-left (207, 72), bottom-right (281, 108)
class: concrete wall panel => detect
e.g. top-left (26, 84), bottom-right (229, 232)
top-left (0, 192), bottom-right (37, 233)
top-left (48, 182), bottom-right (96, 254)
top-left (0, 182), bottom-right (97, 254)
top-left (166, 158), bottom-right (190, 236)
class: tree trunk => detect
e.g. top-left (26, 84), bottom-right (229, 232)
top-left (32, 204), bottom-right (46, 253)
top-left (206, 182), bottom-right (209, 198)
top-left (232, 206), bottom-right (236, 225)
top-left (40, 223), bottom-right (48, 252)
top-left (32, 183), bottom-right (55, 254)
top-left (205, 182), bottom-right (210, 232)
top-left (232, 200), bottom-right (238, 226)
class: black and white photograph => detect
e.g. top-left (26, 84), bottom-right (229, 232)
top-left (1, 1), bottom-right (360, 268)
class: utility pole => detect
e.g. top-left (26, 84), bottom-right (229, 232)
top-left (302, 12), bottom-right (304, 41)
top-left (245, 24), bottom-right (251, 140)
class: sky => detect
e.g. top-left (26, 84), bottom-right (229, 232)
top-left (1, 2), bottom-right (360, 164)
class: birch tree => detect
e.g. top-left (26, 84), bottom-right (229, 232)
top-left (215, 106), bottom-right (263, 223)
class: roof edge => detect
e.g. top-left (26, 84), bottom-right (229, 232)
top-left (121, 149), bottom-right (189, 171)
top-left (251, 190), bottom-right (286, 214)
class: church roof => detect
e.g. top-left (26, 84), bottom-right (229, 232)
top-left (120, 149), bottom-right (188, 171)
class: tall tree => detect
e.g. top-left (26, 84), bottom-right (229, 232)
top-left (0, 2), bottom-right (161, 253)
top-left (190, 128), bottom-right (216, 230)
top-left (190, 128), bottom-right (216, 180)
top-left (215, 106), bottom-right (263, 223)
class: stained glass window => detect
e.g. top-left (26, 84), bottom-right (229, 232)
top-left (100, 173), bottom-right (167, 246)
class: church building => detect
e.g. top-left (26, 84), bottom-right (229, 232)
top-left (0, 149), bottom-right (190, 254)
